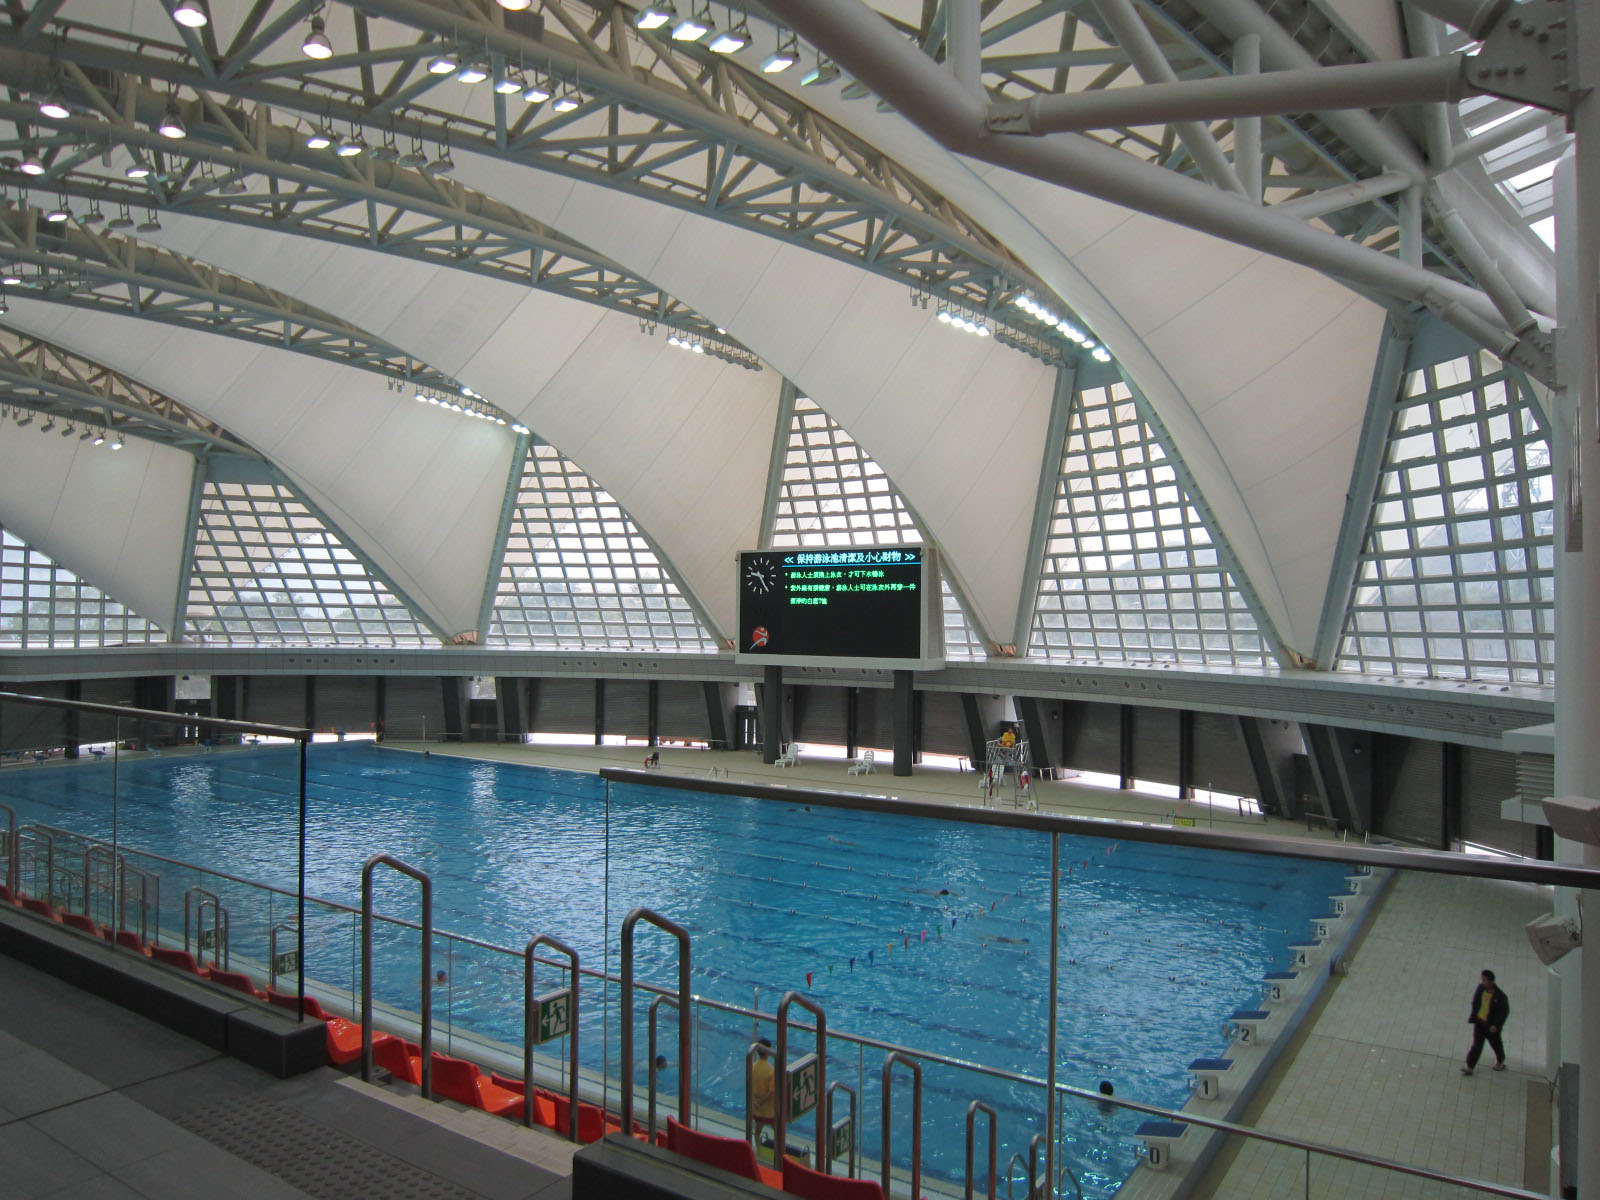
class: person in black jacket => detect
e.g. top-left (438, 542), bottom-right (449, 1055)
top-left (1462, 969), bottom-right (1510, 1075)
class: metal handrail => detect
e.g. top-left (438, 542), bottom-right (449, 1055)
top-left (966, 1101), bottom-right (998, 1200)
top-left (777, 990), bottom-right (828, 1173)
top-left (619, 907), bottom-right (691, 1138)
top-left (881, 1051), bottom-right (923, 1200)
top-left (360, 854), bottom-right (433, 1099)
top-left (525, 933), bottom-right (580, 1140)
top-left (647, 994), bottom-right (678, 1143)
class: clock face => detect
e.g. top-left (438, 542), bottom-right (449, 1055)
top-left (745, 559), bottom-right (778, 594)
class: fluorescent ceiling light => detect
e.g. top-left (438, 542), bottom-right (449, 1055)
top-left (171, 0), bottom-right (208, 27)
top-left (635, 4), bottom-right (675, 29)
top-left (709, 24), bottom-right (749, 53)
top-left (671, 13), bottom-right (709, 40)
top-left (800, 59), bottom-right (838, 85)
top-left (157, 102), bottom-right (186, 139)
top-left (302, 16), bottom-right (333, 59)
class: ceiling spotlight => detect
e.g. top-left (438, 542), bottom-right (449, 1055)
top-left (522, 78), bottom-right (551, 104)
top-left (800, 57), bottom-right (839, 86)
top-left (13, 409), bottom-right (28, 424)
top-left (1, 270), bottom-right (21, 286)
top-left (107, 207), bottom-right (134, 230)
top-left (138, 210), bottom-right (162, 232)
top-left (426, 148), bottom-right (455, 175)
top-left (456, 58), bottom-right (490, 84)
top-left (157, 100), bottom-right (186, 139)
top-left (45, 201), bottom-right (70, 222)
top-left (111, 439), bottom-right (123, 450)
top-left (37, 90), bottom-right (71, 120)
top-left (125, 160), bottom-right (152, 179)
top-left (0, 294), bottom-right (7, 316)
top-left (19, 152), bottom-right (45, 176)
top-left (92, 433), bottom-right (104, 445)
top-left (511, 422), bottom-right (530, 434)
top-left (171, 0), bottom-right (208, 27)
top-left (41, 417), bottom-right (55, 432)
top-left (61, 423), bottom-right (75, 437)
top-left (495, 70), bottom-right (524, 95)
top-left (335, 131), bottom-right (366, 157)
top-left (219, 175), bottom-right (247, 194)
top-left (708, 19), bottom-right (750, 53)
top-left (305, 127), bottom-right (333, 150)
top-left (762, 32), bottom-right (800, 73)
top-left (551, 87), bottom-right (580, 113)
top-left (671, 5), bottom-right (710, 41)
top-left (496, 0), bottom-right (532, 9)
top-left (371, 133), bottom-right (399, 161)
top-left (635, 3), bottom-right (675, 30)
top-left (397, 140), bottom-right (428, 168)
top-left (427, 51), bottom-right (460, 75)
top-left (301, 15), bottom-right (333, 58)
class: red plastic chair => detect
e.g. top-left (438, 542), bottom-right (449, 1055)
top-left (149, 945), bottom-right (207, 977)
top-left (430, 1053), bottom-right (524, 1119)
top-left (782, 1158), bottom-right (887, 1200)
top-left (265, 988), bottom-right (335, 1022)
top-left (0, 884), bottom-right (17, 905)
top-left (665, 1117), bottom-right (783, 1189)
top-left (554, 1093), bottom-right (609, 1143)
top-left (373, 1035), bottom-right (423, 1086)
top-left (19, 895), bottom-right (60, 922)
top-left (113, 929), bottom-right (151, 956)
top-left (208, 966), bottom-right (266, 998)
top-left (59, 911), bottom-right (104, 937)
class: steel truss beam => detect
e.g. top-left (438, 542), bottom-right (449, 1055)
top-left (0, 201), bottom-right (463, 393)
top-left (0, 2), bottom-right (1042, 320)
top-left (0, 326), bottom-right (255, 454)
top-left (0, 48), bottom-right (751, 355)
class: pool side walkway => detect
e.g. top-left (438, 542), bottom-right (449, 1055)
top-left (1, 740), bottom-right (1553, 1198)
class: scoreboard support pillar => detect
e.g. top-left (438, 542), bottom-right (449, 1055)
top-left (760, 666), bottom-right (785, 765)
top-left (893, 670), bottom-right (914, 776)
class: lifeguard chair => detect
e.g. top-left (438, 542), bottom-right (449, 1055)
top-left (981, 737), bottom-right (1034, 809)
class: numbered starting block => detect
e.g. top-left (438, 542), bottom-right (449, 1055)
top-left (1135, 1120), bottom-right (1188, 1171)
top-left (1262, 971), bottom-right (1298, 1003)
top-left (1345, 870), bottom-right (1370, 894)
top-left (1329, 892), bottom-right (1352, 917)
top-left (1311, 912), bottom-right (1343, 940)
top-left (1228, 1009), bottom-right (1272, 1045)
top-left (1287, 941), bottom-right (1319, 969)
top-left (1187, 1057), bottom-right (1234, 1101)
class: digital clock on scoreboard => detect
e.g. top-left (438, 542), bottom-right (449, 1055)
top-left (735, 547), bottom-right (945, 669)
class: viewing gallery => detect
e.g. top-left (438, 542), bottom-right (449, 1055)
top-left (1, 0), bottom-right (1598, 1196)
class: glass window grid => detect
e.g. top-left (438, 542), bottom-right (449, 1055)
top-left (0, 526), bottom-right (165, 648)
top-left (185, 482), bottom-right (433, 646)
top-left (1337, 352), bottom-right (1554, 683)
top-left (1028, 383), bottom-right (1269, 666)
top-left (487, 443), bottom-right (718, 652)
top-left (771, 395), bottom-right (985, 661)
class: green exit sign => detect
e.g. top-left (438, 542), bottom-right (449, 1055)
top-left (786, 1053), bottom-right (819, 1120)
top-left (828, 1117), bottom-right (853, 1161)
top-left (532, 988), bottom-right (572, 1043)
top-left (273, 950), bottom-right (299, 976)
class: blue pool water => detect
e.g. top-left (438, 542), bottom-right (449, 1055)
top-left (1, 743), bottom-right (1350, 1194)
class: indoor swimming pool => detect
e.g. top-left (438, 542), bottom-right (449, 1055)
top-left (0, 743), bottom-right (1353, 1195)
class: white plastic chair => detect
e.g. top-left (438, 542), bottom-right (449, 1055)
top-left (774, 743), bottom-right (801, 767)
top-left (846, 750), bottom-right (875, 775)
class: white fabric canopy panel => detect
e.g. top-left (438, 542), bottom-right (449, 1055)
top-left (0, 298), bottom-right (513, 639)
top-left (448, 150), bottom-right (1058, 642)
top-left (133, 212), bottom-right (777, 638)
top-left (755, 86), bottom-right (1394, 657)
top-left (0, 414), bottom-right (194, 631)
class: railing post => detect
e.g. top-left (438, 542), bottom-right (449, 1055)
top-left (965, 1101), bottom-right (997, 1199)
top-left (361, 854), bottom-right (433, 1098)
top-left (777, 991), bottom-right (828, 1172)
top-left (619, 907), bottom-right (692, 1137)
top-left (881, 1051), bottom-right (923, 1199)
top-left (525, 933), bottom-right (580, 1138)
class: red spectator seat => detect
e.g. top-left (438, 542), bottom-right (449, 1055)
top-left (59, 911), bottom-right (104, 937)
top-left (373, 1035), bottom-right (423, 1086)
top-left (19, 896), bottom-right (59, 922)
top-left (665, 1117), bottom-right (782, 1189)
top-left (430, 1053), bottom-right (524, 1119)
top-left (149, 945), bottom-right (207, 977)
top-left (782, 1158), bottom-right (887, 1200)
top-left (113, 930), bottom-right (151, 955)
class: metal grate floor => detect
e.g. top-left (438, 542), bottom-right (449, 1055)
top-left (180, 1097), bottom-right (484, 1199)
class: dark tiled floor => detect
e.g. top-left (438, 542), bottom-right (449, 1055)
top-left (0, 952), bottom-right (572, 1200)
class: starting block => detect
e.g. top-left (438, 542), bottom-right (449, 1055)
top-left (1228, 1008), bottom-right (1272, 1045)
top-left (1262, 970), bottom-right (1297, 1003)
top-left (1187, 1057), bottom-right (1234, 1100)
top-left (1311, 912), bottom-right (1342, 940)
top-left (1135, 1120), bottom-right (1188, 1170)
top-left (1287, 941), bottom-right (1319, 969)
